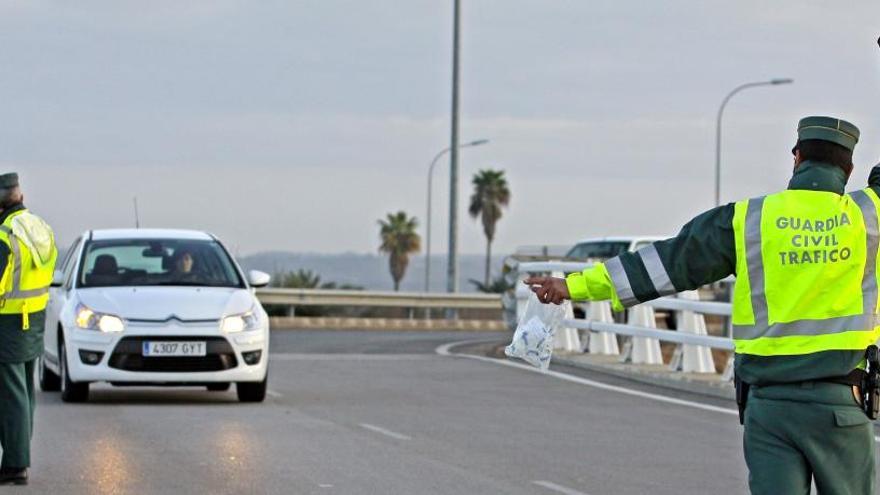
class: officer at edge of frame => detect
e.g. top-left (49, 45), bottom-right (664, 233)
top-left (0, 173), bottom-right (58, 486)
top-left (526, 116), bottom-right (879, 494)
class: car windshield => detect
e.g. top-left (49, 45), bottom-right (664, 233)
top-left (565, 241), bottom-right (630, 260)
top-left (78, 238), bottom-right (244, 288)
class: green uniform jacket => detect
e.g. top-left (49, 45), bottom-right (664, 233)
top-left (567, 161), bottom-right (874, 385)
top-left (0, 204), bottom-right (46, 364)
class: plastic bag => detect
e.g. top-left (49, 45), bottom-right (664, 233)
top-left (504, 291), bottom-right (566, 370)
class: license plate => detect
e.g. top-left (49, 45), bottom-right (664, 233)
top-left (142, 341), bottom-right (206, 357)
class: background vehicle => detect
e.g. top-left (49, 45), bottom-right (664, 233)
top-left (563, 236), bottom-right (666, 261)
top-left (39, 229), bottom-right (271, 403)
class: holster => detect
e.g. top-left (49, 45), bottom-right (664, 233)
top-left (735, 374), bottom-right (749, 425)
top-left (861, 345), bottom-right (880, 420)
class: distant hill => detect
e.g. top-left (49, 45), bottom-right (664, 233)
top-left (236, 252), bottom-right (509, 293)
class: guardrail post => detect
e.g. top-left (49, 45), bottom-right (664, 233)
top-left (553, 300), bottom-right (581, 352)
top-left (620, 305), bottom-right (663, 364)
top-left (668, 290), bottom-right (716, 373)
top-left (501, 290), bottom-right (517, 330)
top-left (585, 301), bottom-right (619, 355)
top-left (551, 271), bottom-right (581, 352)
top-left (514, 281), bottom-right (531, 322)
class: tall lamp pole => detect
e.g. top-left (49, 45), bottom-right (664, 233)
top-left (715, 78), bottom-right (793, 207)
top-left (425, 139), bottom-right (489, 292)
top-left (447, 0), bottom-right (462, 295)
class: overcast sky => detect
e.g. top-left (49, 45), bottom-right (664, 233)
top-left (2, 1), bottom-right (879, 255)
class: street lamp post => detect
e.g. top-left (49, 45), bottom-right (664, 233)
top-left (714, 78), bottom-right (793, 207)
top-left (425, 139), bottom-right (489, 293)
top-left (447, 0), bottom-right (462, 296)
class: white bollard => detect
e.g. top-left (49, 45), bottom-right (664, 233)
top-left (622, 305), bottom-right (663, 364)
top-left (550, 271), bottom-right (581, 352)
top-left (670, 290), bottom-right (716, 373)
top-left (514, 280), bottom-right (531, 322)
top-left (586, 300), bottom-right (619, 355)
top-left (553, 300), bottom-right (582, 352)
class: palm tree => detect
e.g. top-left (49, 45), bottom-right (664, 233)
top-left (272, 269), bottom-right (322, 289)
top-left (271, 269), bottom-right (362, 291)
top-left (469, 275), bottom-right (514, 294)
top-left (267, 269), bottom-right (363, 317)
top-left (469, 169), bottom-right (511, 286)
top-left (378, 211), bottom-right (421, 291)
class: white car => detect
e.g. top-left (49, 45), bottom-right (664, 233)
top-left (39, 229), bottom-right (271, 403)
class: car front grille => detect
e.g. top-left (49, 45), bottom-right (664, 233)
top-left (108, 337), bottom-right (238, 373)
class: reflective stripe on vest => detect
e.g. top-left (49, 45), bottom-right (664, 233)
top-left (605, 256), bottom-right (638, 307)
top-left (0, 225), bottom-right (49, 300)
top-left (639, 243), bottom-right (676, 296)
top-left (0, 210), bottom-right (56, 325)
top-left (732, 188), bottom-right (880, 356)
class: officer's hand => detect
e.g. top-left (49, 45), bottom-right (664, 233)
top-left (523, 276), bottom-right (570, 305)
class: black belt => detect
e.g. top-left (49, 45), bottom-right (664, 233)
top-left (752, 369), bottom-right (866, 389)
top-left (821, 369), bottom-right (867, 387)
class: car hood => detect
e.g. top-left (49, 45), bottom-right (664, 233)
top-left (76, 287), bottom-right (254, 321)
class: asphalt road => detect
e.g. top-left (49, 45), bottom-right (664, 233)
top-left (12, 330), bottom-right (876, 494)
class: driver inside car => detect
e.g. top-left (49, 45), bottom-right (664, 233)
top-left (167, 249), bottom-right (202, 284)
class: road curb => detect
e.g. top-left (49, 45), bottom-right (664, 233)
top-left (552, 354), bottom-right (735, 401)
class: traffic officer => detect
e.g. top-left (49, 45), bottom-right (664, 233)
top-left (526, 116), bottom-right (879, 494)
top-left (0, 173), bottom-right (57, 486)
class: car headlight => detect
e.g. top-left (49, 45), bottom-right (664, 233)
top-left (221, 310), bottom-right (261, 333)
top-left (75, 304), bottom-right (125, 333)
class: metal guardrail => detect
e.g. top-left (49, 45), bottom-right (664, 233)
top-left (511, 261), bottom-right (594, 273)
top-left (255, 288), bottom-right (502, 310)
top-left (566, 319), bottom-right (735, 350)
top-left (644, 297), bottom-right (731, 316)
top-left (511, 260), bottom-right (736, 379)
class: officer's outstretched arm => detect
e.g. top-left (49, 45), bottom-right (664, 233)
top-left (532, 204), bottom-right (737, 310)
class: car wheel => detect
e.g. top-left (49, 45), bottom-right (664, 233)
top-left (207, 382), bottom-right (231, 392)
top-left (38, 355), bottom-right (61, 392)
top-left (60, 340), bottom-right (89, 403)
top-left (236, 374), bottom-right (267, 403)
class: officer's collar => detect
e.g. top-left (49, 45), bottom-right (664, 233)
top-left (787, 161), bottom-right (847, 195)
top-left (0, 203), bottom-right (26, 225)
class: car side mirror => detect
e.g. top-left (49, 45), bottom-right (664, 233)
top-left (50, 270), bottom-right (64, 288)
top-left (247, 270), bottom-right (271, 288)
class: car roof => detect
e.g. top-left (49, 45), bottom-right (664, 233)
top-left (571, 236), bottom-right (667, 245)
top-left (88, 229), bottom-right (215, 241)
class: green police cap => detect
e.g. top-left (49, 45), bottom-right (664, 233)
top-left (796, 116), bottom-right (860, 152)
top-left (0, 173), bottom-right (19, 189)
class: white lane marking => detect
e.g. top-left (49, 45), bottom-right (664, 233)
top-left (439, 341), bottom-right (880, 444)
top-left (533, 480), bottom-right (591, 495)
top-left (318, 484), bottom-right (334, 489)
top-left (359, 423), bottom-right (412, 441)
top-left (266, 390), bottom-right (283, 398)
top-left (270, 353), bottom-right (432, 361)
top-left (436, 340), bottom-right (737, 416)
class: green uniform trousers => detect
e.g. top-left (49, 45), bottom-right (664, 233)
top-left (0, 360), bottom-right (36, 469)
top-left (744, 381), bottom-right (875, 495)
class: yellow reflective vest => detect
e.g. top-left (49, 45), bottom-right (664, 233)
top-left (0, 209), bottom-right (57, 329)
top-left (731, 188), bottom-right (880, 356)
